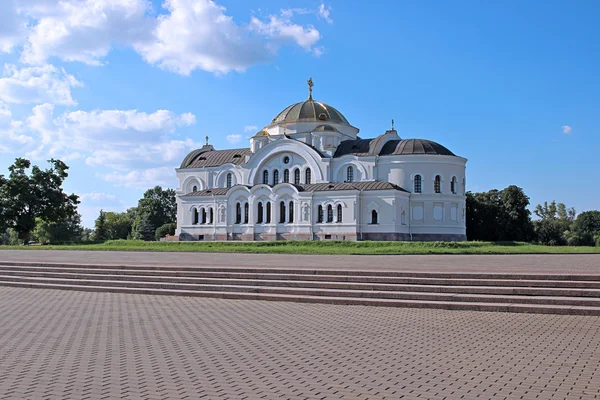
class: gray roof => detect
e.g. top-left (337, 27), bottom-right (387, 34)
top-left (182, 148), bottom-right (251, 169)
top-left (183, 186), bottom-right (247, 197)
top-left (299, 181), bottom-right (409, 193)
top-left (183, 181), bottom-right (407, 197)
top-left (334, 138), bottom-right (456, 157)
top-left (272, 100), bottom-right (350, 125)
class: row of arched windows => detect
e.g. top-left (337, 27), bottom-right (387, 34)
top-left (234, 201), bottom-right (294, 224)
top-left (192, 203), bottom-right (381, 225)
top-left (413, 175), bottom-right (460, 194)
top-left (263, 168), bottom-right (311, 185)
top-left (317, 204), bottom-right (343, 223)
top-left (192, 207), bottom-right (214, 225)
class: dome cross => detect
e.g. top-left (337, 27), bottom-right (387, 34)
top-left (307, 77), bottom-right (314, 100)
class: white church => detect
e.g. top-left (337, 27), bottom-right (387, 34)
top-left (175, 80), bottom-right (467, 241)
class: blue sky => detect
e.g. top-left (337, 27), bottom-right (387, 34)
top-left (0, 0), bottom-right (598, 227)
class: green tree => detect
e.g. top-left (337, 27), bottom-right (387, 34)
top-left (105, 211), bottom-right (135, 240)
top-left (134, 213), bottom-right (156, 241)
top-left (0, 158), bottom-right (79, 244)
top-left (33, 213), bottom-right (84, 244)
top-left (155, 222), bottom-right (176, 241)
top-left (466, 186), bottom-right (534, 242)
top-left (533, 201), bottom-right (575, 246)
top-left (80, 228), bottom-right (94, 242)
top-left (132, 186), bottom-right (176, 241)
top-left (1, 229), bottom-right (19, 245)
top-left (94, 210), bottom-right (108, 242)
top-left (568, 211), bottom-right (600, 246)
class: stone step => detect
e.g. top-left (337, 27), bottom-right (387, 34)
top-left (2, 275), bottom-right (600, 306)
top-left (2, 262), bottom-right (600, 281)
top-left (1, 280), bottom-right (599, 315)
top-left (1, 272), bottom-right (600, 297)
top-left (2, 266), bottom-right (600, 289)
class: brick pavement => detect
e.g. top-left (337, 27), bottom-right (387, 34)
top-left (1, 286), bottom-right (600, 399)
top-left (1, 250), bottom-right (600, 274)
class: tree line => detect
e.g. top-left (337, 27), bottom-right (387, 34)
top-left (1, 158), bottom-right (176, 245)
top-left (1, 158), bottom-right (599, 246)
top-left (93, 186), bottom-right (177, 242)
top-left (467, 185), bottom-right (600, 246)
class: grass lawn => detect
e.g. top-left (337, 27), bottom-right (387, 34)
top-left (2, 240), bottom-right (600, 255)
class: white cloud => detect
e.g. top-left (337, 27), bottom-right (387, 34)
top-left (226, 134), bottom-right (242, 144)
top-left (318, 4), bottom-right (333, 24)
top-left (100, 166), bottom-right (177, 189)
top-left (21, 0), bottom-right (153, 66)
top-left (250, 14), bottom-right (320, 51)
top-left (135, 0), bottom-right (274, 75)
top-left (1, 0), bottom-right (328, 76)
top-left (24, 106), bottom-right (197, 169)
top-left (0, 64), bottom-right (83, 106)
top-left (562, 125), bottom-right (572, 135)
top-left (80, 192), bottom-right (118, 203)
top-left (0, 100), bottom-right (34, 146)
top-left (243, 125), bottom-right (258, 132)
top-left (0, 101), bottom-right (11, 124)
top-left (0, 0), bottom-right (26, 53)
top-left (6, 104), bottom-right (198, 189)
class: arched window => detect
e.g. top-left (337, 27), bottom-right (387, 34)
top-left (209, 208), bottom-right (213, 224)
top-left (371, 210), bottom-right (378, 224)
top-left (193, 208), bottom-right (199, 224)
top-left (451, 176), bottom-right (457, 194)
top-left (401, 210), bottom-right (406, 225)
top-left (226, 173), bottom-right (232, 189)
top-left (347, 166), bottom-right (354, 182)
top-left (294, 168), bottom-right (300, 185)
top-left (305, 168), bottom-right (312, 184)
top-left (288, 201), bottom-right (294, 223)
top-left (263, 170), bottom-right (269, 185)
top-left (235, 203), bottom-right (241, 224)
top-left (257, 202), bottom-right (263, 224)
top-left (414, 175), bottom-right (422, 193)
top-left (279, 201), bottom-right (286, 223)
top-left (283, 169), bottom-right (289, 183)
top-left (273, 170), bottom-right (279, 185)
top-left (244, 202), bottom-right (249, 224)
top-left (192, 185), bottom-right (198, 193)
top-left (201, 208), bottom-right (207, 224)
top-left (337, 204), bottom-right (342, 223)
top-left (327, 205), bottom-right (333, 223)
top-left (266, 202), bottom-right (272, 224)
top-left (318, 205), bottom-right (323, 223)
top-left (434, 175), bottom-right (441, 193)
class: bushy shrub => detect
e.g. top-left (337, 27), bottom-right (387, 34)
top-left (155, 222), bottom-right (176, 240)
top-left (534, 219), bottom-right (568, 246)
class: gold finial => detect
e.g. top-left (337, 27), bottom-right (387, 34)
top-left (205, 135), bottom-right (209, 146)
top-left (392, 119), bottom-right (395, 131)
top-left (307, 77), bottom-right (314, 100)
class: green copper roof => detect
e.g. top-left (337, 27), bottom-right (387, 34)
top-left (272, 100), bottom-right (349, 125)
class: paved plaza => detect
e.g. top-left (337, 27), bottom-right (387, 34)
top-left (1, 284), bottom-right (600, 399)
top-left (2, 250), bottom-right (600, 274)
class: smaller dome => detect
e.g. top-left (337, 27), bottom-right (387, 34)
top-left (272, 100), bottom-right (349, 125)
top-left (381, 139), bottom-right (455, 156)
top-left (313, 124), bottom-right (339, 133)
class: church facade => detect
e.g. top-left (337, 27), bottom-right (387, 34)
top-left (175, 81), bottom-right (467, 241)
